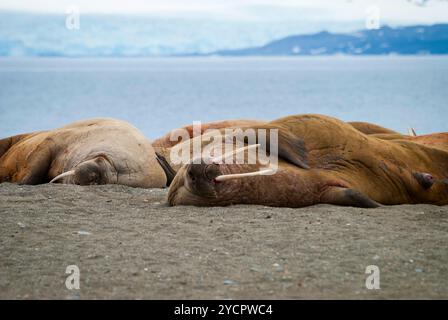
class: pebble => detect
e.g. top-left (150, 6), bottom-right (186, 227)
top-left (68, 292), bottom-right (81, 300)
top-left (273, 263), bottom-right (284, 272)
top-left (223, 279), bottom-right (236, 285)
top-left (77, 230), bottom-right (91, 236)
top-left (415, 268), bottom-right (423, 273)
top-left (373, 255), bottom-right (380, 260)
top-left (17, 222), bottom-right (26, 228)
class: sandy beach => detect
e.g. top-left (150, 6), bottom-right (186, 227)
top-left (0, 182), bottom-right (447, 299)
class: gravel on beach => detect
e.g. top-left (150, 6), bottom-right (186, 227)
top-left (1, 183), bottom-right (447, 299)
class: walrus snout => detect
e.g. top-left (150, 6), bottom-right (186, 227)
top-left (185, 163), bottom-right (221, 198)
top-left (74, 156), bottom-right (114, 185)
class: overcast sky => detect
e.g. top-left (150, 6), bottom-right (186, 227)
top-left (1, 0), bottom-right (448, 23)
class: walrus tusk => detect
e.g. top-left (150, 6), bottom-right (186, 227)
top-left (49, 170), bottom-right (75, 183)
top-left (214, 165), bottom-right (276, 182)
top-left (211, 144), bottom-right (260, 164)
top-left (190, 143), bottom-right (260, 164)
top-left (408, 127), bottom-right (417, 137)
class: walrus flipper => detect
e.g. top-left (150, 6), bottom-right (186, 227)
top-left (321, 187), bottom-right (380, 208)
top-left (240, 125), bottom-right (309, 169)
top-left (275, 128), bottom-right (309, 169)
top-left (155, 152), bottom-right (176, 187)
top-left (17, 143), bottom-right (53, 185)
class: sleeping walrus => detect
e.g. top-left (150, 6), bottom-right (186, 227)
top-left (167, 114), bottom-right (448, 208)
top-left (151, 118), bottom-right (399, 173)
top-left (0, 118), bottom-right (168, 187)
top-left (0, 118), bottom-right (276, 188)
top-left (152, 119), bottom-right (268, 149)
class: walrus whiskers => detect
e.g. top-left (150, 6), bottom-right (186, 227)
top-left (214, 165), bottom-right (276, 182)
top-left (49, 170), bottom-right (75, 183)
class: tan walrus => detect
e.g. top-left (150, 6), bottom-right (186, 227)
top-left (152, 119), bottom-right (398, 150)
top-left (0, 118), bottom-right (168, 187)
top-left (152, 119), bottom-right (267, 149)
top-left (152, 118), bottom-right (398, 172)
top-left (167, 114), bottom-right (448, 207)
top-left (152, 119), bottom-right (268, 175)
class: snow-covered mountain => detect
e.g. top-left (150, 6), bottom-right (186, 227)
top-left (214, 24), bottom-right (448, 56)
top-left (1, 11), bottom-right (447, 57)
top-left (0, 11), bottom-right (365, 57)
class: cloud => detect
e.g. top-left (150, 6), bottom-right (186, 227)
top-left (1, 0), bottom-right (448, 24)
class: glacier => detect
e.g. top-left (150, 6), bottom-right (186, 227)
top-left (0, 11), bottom-right (364, 57)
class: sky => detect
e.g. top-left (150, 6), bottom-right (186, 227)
top-left (1, 0), bottom-right (448, 23)
top-left (1, 0), bottom-right (447, 56)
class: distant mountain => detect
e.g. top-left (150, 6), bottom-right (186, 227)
top-left (0, 11), bottom-right (362, 57)
top-left (213, 24), bottom-right (448, 56)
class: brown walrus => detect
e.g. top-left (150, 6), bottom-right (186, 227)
top-left (152, 119), bottom-right (267, 149)
top-left (0, 118), bottom-right (277, 188)
top-left (167, 114), bottom-right (448, 208)
top-left (0, 118), bottom-right (168, 187)
top-left (152, 119), bottom-right (398, 150)
top-left (152, 119), bottom-right (268, 175)
top-left (152, 118), bottom-right (399, 172)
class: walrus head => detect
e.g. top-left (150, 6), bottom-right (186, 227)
top-left (168, 161), bottom-right (273, 206)
top-left (50, 155), bottom-right (117, 185)
top-left (167, 142), bottom-right (282, 206)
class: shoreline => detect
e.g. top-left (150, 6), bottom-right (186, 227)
top-left (1, 183), bottom-right (447, 299)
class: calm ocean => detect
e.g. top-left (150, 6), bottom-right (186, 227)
top-left (0, 56), bottom-right (447, 139)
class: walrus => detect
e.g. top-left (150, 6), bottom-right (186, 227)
top-left (347, 121), bottom-right (400, 135)
top-left (152, 118), bottom-right (401, 172)
top-left (152, 119), bottom-right (269, 175)
top-left (0, 118), bottom-right (168, 187)
top-left (167, 114), bottom-right (448, 208)
top-left (152, 119), bottom-right (399, 150)
top-left (152, 119), bottom-right (268, 149)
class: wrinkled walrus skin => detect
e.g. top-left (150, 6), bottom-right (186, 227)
top-left (0, 118), bottom-right (167, 187)
top-left (152, 118), bottom-right (398, 174)
top-left (168, 114), bottom-right (448, 208)
top-left (152, 119), bottom-right (268, 149)
top-left (152, 119), bottom-right (268, 174)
